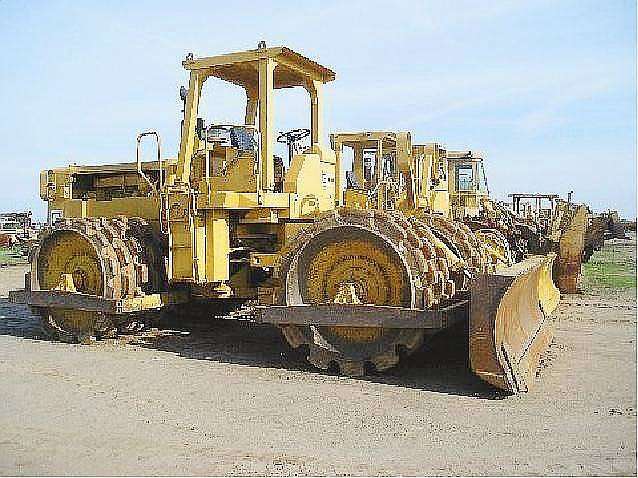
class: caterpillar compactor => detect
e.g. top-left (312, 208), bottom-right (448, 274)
top-left (447, 150), bottom-right (490, 220)
top-left (443, 151), bottom-right (590, 293)
top-left (13, 45), bottom-right (559, 393)
top-left (509, 193), bottom-right (589, 293)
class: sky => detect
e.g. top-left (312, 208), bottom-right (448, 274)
top-left (0, 0), bottom-right (636, 219)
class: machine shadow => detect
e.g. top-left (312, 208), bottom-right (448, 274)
top-left (135, 312), bottom-right (507, 400)
top-left (0, 299), bottom-right (505, 400)
top-left (0, 299), bottom-right (44, 340)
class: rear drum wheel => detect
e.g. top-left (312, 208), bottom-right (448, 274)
top-left (31, 217), bottom-right (162, 343)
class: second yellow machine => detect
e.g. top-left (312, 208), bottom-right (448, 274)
top-left (15, 45), bottom-right (559, 393)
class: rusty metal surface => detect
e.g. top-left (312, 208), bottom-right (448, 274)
top-left (469, 254), bottom-right (560, 393)
top-left (10, 286), bottom-right (166, 315)
top-left (251, 301), bottom-right (467, 328)
top-left (23, 290), bottom-right (122, 313)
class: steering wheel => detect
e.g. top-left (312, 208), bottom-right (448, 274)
top-left (277, 128), bottom-right (310, 162)
top-left (277, 128), bottom-right (310, 145)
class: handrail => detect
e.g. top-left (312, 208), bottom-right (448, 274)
top-left (136, 130), bottom-right (162, 194)
top-left (136, 131), bottom-right (167, 235)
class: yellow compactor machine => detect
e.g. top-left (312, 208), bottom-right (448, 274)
top-left (509, 193), bottom-right (589, 293)
top-left (445, 152), bottom-right (590, 294)
top-left (12, 45), bottom-right (560, 393)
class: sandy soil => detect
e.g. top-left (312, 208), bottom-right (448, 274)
top-left (0, 244), bottom-right (635, 476)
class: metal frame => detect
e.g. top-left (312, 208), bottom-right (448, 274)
top-left (253, 301), bottom-right (467, 328)
top-left (10, 274), bottom-right (187, 315)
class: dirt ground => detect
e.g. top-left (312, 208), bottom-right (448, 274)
top-left (0, 239), bottom-right (635, 476)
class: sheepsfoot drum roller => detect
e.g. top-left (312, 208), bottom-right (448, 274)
top-left (264, 207), bottom-right (559, 386)
top-left (273, 208), bottom-right (463, 375)
top-left (448, 154), bottom-right (590, 294)
top-left (26, 216), bottom-right (166, 342)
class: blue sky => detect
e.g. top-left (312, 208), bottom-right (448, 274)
top-left (1, 0), bottom-right (635, 218)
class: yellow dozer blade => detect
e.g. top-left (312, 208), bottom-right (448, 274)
top-left (469, 254), bottom-right (560, 393)
top-left (554, 205), bottom-right (589, 293)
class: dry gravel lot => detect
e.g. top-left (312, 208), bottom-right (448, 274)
top-left (0, 239), bottom-right (635, 476)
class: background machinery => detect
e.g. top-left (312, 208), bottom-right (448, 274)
top-left (447, 150), bottom-right (490, 221)
top-left (509, 193), bottom-right (589, 293)
top-left (584, 209), bottom-right (634, 263)
top-left (0, 211), bottom-right (39, 251)
top-left (598, 210), bottom-right (629, 240)
top-left (326, 131), bottom-right (558, 387)
top-left (12, 45), bottom-right (560, 393)
top-left (444, 152), bottom-right (590, 294)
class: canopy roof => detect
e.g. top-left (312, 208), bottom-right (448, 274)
top-left (447, 150), bottom-right (485, 162)
top-left (331, 131), bottom-right (400, 150)
top-left (182, 46), bottom-right (336, 90)
top-left (508, 193), bottom-right (560, 199)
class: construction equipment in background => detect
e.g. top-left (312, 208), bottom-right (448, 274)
top-left (447, 150), bottom-right (490, 221)
top-left (584, 213), bottom-right (607, 262)
top-left (11, 45), bottom-right (559, 394)
top-left (620, 217), bottom-right (637, 233)
top-left (510, 193), bottom-right (560, 231)
top-left (330, 132), bottom-right (451, 215)
top-left (600, 210), bottom-right (628, 239)
top-left (444, 151), bottom-right (590, 294)
top-left (329, 131), bottom-right (558, 387)
top-left (0, 211), bottom-right (41, 253)
top-left (509, 193), bottom-right (589, 293)
top-left (584, 209), bottom-right (634, 263)
top-left (446, 152), bottom-right (535, 262)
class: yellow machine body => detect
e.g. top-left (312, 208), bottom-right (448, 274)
top-left (330, 131), bottom-right (450, 216)
top-left (19, 45), bottom-right (564, 393)
top-left (510, 193), bottom-right (590, 293)
top-left (470, 254), bottom-right (559, 393)
top-left (447, 151), bottom-right (490, 220)
top-left (327, 133), bottom-right (562, 390)
top-left (39, 46), bottom-right (338, 300)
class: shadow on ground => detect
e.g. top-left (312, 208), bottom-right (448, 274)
top-left (0, 298), bottom-right (505, 400)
